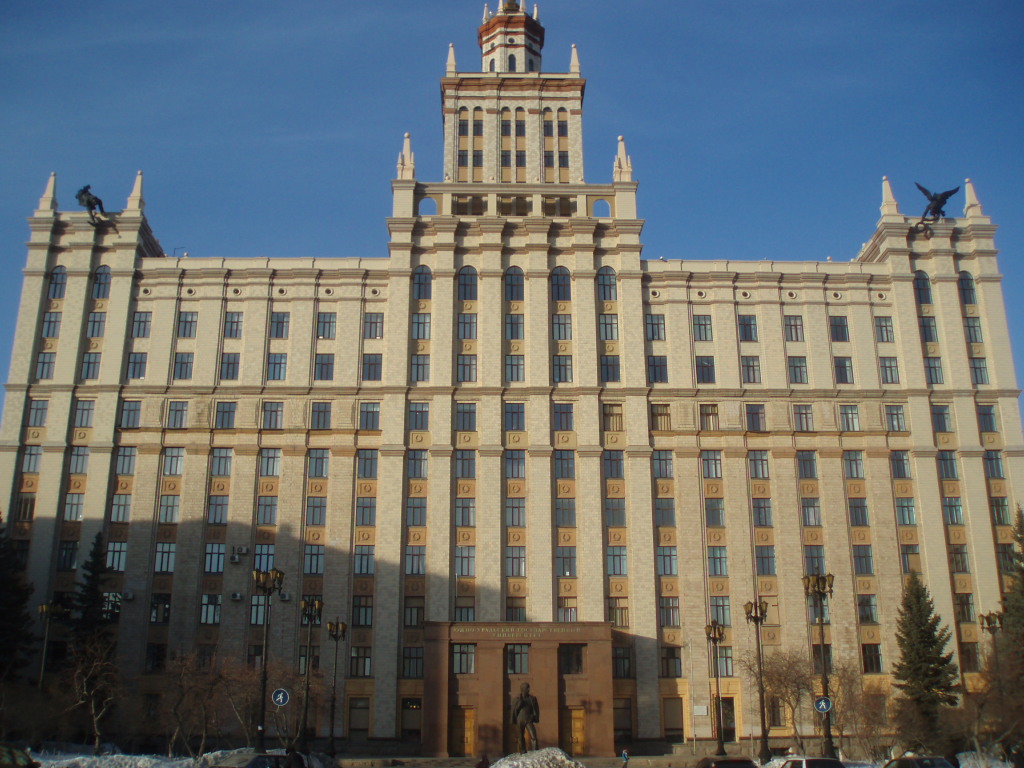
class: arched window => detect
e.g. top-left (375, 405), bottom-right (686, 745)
top-left (92, 265), bottom-right (111, 299)
top-left (47, 266), bottom-right (67, 299)
top-left (550, 267), bottom-right (571, 302)
top-left (913, 271), bottom-right (932, 305)
top-left (504, 267), bottom-right (524, 302)
top-left (489, 59), bottom-right (496, 72)
top-left (508, 54), bottom-right (516, 72)
top-left (458, 267), bottom-right (478, 301)
top-left (412, 266), bottom-right (433, 300)
top-left (596, 267), bottom-right (618, 301)
top-left (958, 271), bottom-right (977, 305)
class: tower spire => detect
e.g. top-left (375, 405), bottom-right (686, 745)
top-left (446, 43), bottom-right (457, 75)
top-left (880, 176), bottom-right (900, 218)
top-left (397, 133), bottom-right (416, 180)
top-left (963, 178), bottom-right (985, 219)
top-left (126, 170), bottom-right (145, 212)
top-left (36, 172), bottom-right (57, 214)
top-left (478, 0), bottom-right (545, 73)
top-left (613, 136), bottom-right (633, 182)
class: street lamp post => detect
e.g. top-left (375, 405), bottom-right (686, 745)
top-left (705, 619), bottom-right (727, 756)
top-left (298, 598), bottom-right (324, 753)
top-left (253, 567), bottom-right (286, 754)
top-left (326, 618), bottom-right (348, 757)
top-left (802, 573), bottom-right (837, 760)
top-left (37, 601), bottom-right (65, 689)
top-left (744, 598), bottom-right (772, 765)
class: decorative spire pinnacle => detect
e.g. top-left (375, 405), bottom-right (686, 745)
top-left (570, 43), bottom-right (580, 74)
top-left (446, 43), bottom-right (457, 75)
top-left (613, 135), bottom-right (632, 182)
top-left (126, 170), bottom-right (145, 212)
top-left (534, 4), bottom-right (540, 20)
top-left (397, 133), bottom-right (416, 180)
top-left (963, 178), bottom-right (984, 218)
top-left (483, 4), bottom-right (490, 23)
top-left (880, 176), bottom-right (900, 217)
top-left (36, 172), bottom-right (57, 213)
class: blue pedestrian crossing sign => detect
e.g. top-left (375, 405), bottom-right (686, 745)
top-left (272, 688), bottom-right (290, 707)
top-left (814, 696), bottom-right (832, 714)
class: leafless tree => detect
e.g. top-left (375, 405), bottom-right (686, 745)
top-left (67, 634), bottom-right (122, 754)
top-left (761, 648), bottom-right (814, 754)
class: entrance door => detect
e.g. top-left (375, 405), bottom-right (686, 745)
top-left (559, 708), bottom-right (586, 755)
top-left (449, 707), bottom-right (475, 757)
top-left (570, 709), bottom-right (586, 755)
top-left (722, 697), bottom-right (736, 743)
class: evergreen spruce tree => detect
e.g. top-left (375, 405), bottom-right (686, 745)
top-left (1001, 506), bottom-right (1024, 642)
top-left (0, 516), bottom-right (35, 683)
top-left (892, 571), bottom-right (960, 750)
top-left (69, 531), bottom-right (111, 639)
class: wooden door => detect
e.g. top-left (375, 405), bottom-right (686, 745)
top-left (570, 708), bottom-right (586, 755)
top-left (449, 707), bottom-right (475, 757)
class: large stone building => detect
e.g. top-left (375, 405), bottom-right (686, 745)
top-left (1, 0), bottom-right (1020, 757)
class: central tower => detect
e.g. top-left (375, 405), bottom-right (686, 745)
top-left (442, 1), bottom-right (586, 189)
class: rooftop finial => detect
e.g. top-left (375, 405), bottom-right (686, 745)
top-left (880, 176), bottom-right (900, 217)
top-left (397, 133), bottom-right (416, 180)
top-left (126, 170), bottom-right (145, 212)
top-left (963, 178), bottom-right (984, 219)
top-left (446, 43), bottom-right (457, 75)
top-left (570, 43), bottom-right (580, 74)
top-left (36, 172), bottom-right (57, 213)
top-left (613, 135), bottom-right (633, 182)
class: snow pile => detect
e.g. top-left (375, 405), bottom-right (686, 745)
top-left (35, 754), bottom-right (195, 768)
top-left (493, 747), bottom-right (585, 768)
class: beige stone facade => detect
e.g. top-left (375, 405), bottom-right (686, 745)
top-left (1, 1), bottom-right (1021, 755)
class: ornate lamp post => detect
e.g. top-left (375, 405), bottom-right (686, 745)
top-left (705, 619), bottom-right (727, 756)
top-left (744, 598), bottom-right (772, 764)
top-left (253, 567), bottom-right (285, 753)
top-left (37, 601), bottom-right (66, 689)
top-left (326, 618), bottom-right (348, 756)
top-left (298, 598), bottom-right (324, 752)
top-left (802, 573), bottom-right (837, 760)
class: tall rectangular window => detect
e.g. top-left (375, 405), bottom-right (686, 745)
top-left (886, 405), bottom-right (906, 431)
top-left (266, 353), bottom-right (287, 381)
top-left (505, 355), bottom-right (525, 382)
top-left (173, 353), bottom-right (193, 380)
top-left (262, 402), bottom-right (283, 429)
top-left (86, 312), bottom-right (105, 338)
top-left (220, 352), bottom-right (240, 380)
top-left (355, 497), bottom-right (376, 526)
top-left (269, 312), bottom-right (290, 339)
top-left (784, 315), bottom-right (804, 342)
top-left (746, 404), bottom-right (767, 431)
top-left (969, 358), bottom-right (989, 385)
top-left (456, 402), bottom-right (477, 431)
top-left (116, 446), bottom-right (137, 475)
top-left (405, 498), bottom-right (426, 526)
top-left (504, 498), bottom-right (524, 527)
top-left (741, 356), bottom-right (762, 384)
top-left (33, 354), bottom-right (54, 380)
top-left (223, 311), bottom-right (243, 338)
top-left (977, 405), bottom-right (998, 433)
top-left (843, 451), bottom-right (865, 479)
top-left (925, 357), bottom-right (944, 385)
top-left (363, 312), bottom-right (383, 339)
top-left (753, 498), bottom-right (773, 527)
top-left (707, 547), bottom-right (728, 576)
top-left (647, 356), bottom-right (668, 383)
top-left (551, 314), bottom-right (572, 340)
top-left (880, 357), bottom-right (900, 384)
top-left (964, 317), bottom-right (984, 343)
top-left (28, 399), bottom-right (49, 427)
top-left (316, 312), bottom-right (337, 339)
top-left (167, 401), bottom-right (188, 429)
top-left (890, 451), bottom-right (911, 479)
top-left (738, 315), bottom-right (758, 342)
top-left (919, 316), bottom-right (938, 343)
top-left (362, 354), bottom-right (382, 381)
top-left (875, 316), bottom-right (895, 342)
top-left (307, 449), bottom-right (329, 478)
top-left (552, 403), bottom-right (574, 431)
top-left (313, 354), bottom-right (334, 381)
top-left (260, 448), bottom-right (281, 476)
top-left (896, 498), bottom-right (916, 526)
top-left (606, 547), bottom-right (628, 576)
top-left (408, 402), bottom-right (429, 431)
top-left (411, 354), bottom-right (431, 382)
top-left (646, 314), bottom-right (666, 340)
top-left (504, 402), bottom-right (525, 431)
top-left (552, 355), bottom-right (573, 383)
top-left (132, 311), bottom-right (152, 338)
top-left (701, 450), bottom-right (722, 479)
top-left (177, 311), bottom-right (198, 338)
top-left (748, 450), bottom-right (769, 478)
top-left (457, 314), bottom-right (478, 340)
top-left (162, 447), bottom-right (184, 476)
top-left (504, 313), bottom-right (524, 340)
top-left (311, 401), bottom-right (332, 430)
top-left (788, 356), bottom-right (808, 384)
top-left (695, 356), bottom-right (716, 383)
top-left (839, 404), bottom-right (861, 431)
top-left (455, 498), bottom-right (476, 526)
top-left (834, 357), bottom-right (854, 384)
top-left (692, 315), bottom-right (713, 341)
top-left (80, 353), bottom-right (101, 380)
top-left (359, 402), bottom-right (380, 430)
top-left (829, 315), bottom-right (849, 342)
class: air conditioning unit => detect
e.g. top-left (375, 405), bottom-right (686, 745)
top-left (234, 545), bottom-right (249, 555)
top-left (121, 591), bottom-right (135, 601)
top-left (230, 592), bottom-right (243, 601)
top-left (279, 592), bottom-right (291, 602)
top-left (229, 554), bottom-right (241, 564)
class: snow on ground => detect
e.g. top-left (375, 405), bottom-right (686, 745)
top-left (492, 747), bottom-right (585, 768)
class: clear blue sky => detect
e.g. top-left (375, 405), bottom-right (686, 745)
top-left (2, 2), bottom-right (1023, 398)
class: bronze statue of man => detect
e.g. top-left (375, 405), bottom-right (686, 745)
top-left (510, 681), bottom-right (539, 753)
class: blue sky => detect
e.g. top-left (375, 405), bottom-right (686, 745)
top-left (2, 1), bottom-right (1023, 396)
